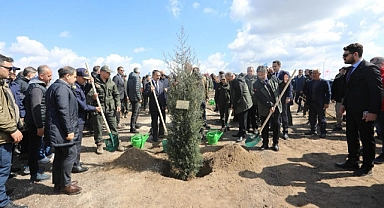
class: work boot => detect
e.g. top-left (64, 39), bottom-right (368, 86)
top-left (96, 143), bottom-right (103, 155)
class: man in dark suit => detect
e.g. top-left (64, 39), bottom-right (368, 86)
top-left (253, 66), bottom-right (282, 151)
top-left (335, 43), bottom-right (382, 177)
top-left (303, 69), bottom-right (331, 138)
top-left (331, 67), bottom-right (347, 131)
top-left (144, 70), bottom-right (166, 142)
top-left (272, 60), bottom-right (292, 140)
top-left (112, 66), bottom-right (127, 128)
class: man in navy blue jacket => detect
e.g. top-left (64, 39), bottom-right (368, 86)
top-left (144, 70), bottom-right (166, 142)
top-left (272, 60), bottom-right (293, 140)
top-left (45, 66), bottom-right (81, 195)
top-left (304, 69), bottom-right (331, 138)
top-left (73, 68), bottom-right (101, 173)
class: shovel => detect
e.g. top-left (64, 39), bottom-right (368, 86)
top-left (85, 63), bottom-right (119, 152)
top-left (245, 70), bottom-right (297, 147)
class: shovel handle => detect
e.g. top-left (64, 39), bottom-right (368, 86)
top-left (259, 70), bottom-right (297, 133)
top-left (149, 79), bottom-right (168, 134)
top-left (85, 63), bottom-right (112, 134)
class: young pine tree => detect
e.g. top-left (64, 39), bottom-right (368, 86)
top-left (164, 26), bottom-right (204, 180)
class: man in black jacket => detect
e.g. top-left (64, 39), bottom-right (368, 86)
top-left (253, 66), bottom-right (282, 151)
top-left (303, 69), bottom-right (331, 138)
top-left (144, 70), bottom-right (166, 142)
top-left (215, 74), bottom-right (231, 132)
top-left (46, 66), bottom-right (81, 195)
top-left (112, 66), bottom-right (127, 128)
top-left (127, 67), bottom-right (142, 133)
top-left (331, 67), bottom-right (347, 131)
top-left (24, 65), bottom-right (52, 183)
top-left (335, 43), bottom-right (382, 176)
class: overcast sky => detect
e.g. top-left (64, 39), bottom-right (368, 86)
top-left (1, 0), bottom-right (383, 80)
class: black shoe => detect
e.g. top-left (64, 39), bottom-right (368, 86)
top-left (333, 126), bottom-right (342, 131)
top-left (232, 134), bottom-right (242, 138)
top-left (320, 133), bottom-right (326, 138)
top-left (72, 166), bottom-right (89, 173)
top-left (305, 131), bottom-right (317, 135)
top-left (374, 153), bottom-right (384, 164)
top-left (260, 144), bottom-right (268, 150)
top-left (8, 172), bottom-right (17, 179)
top-left (335, 160), bottom-right (359, 170)
top-left (353, 167), bottom-right (372, 177)
top-left (282, 133), bottom-right (289, 140)
top-left (130, 128), bottom-right (139, 133)
top-left (4, 202), bottom-right (28, 208)
top-left (272, 143), bottom-right (279, 151)
top-left (135, 124), bottom-right (141, 129)
top-left (158, 134), bottom-right (165, 139)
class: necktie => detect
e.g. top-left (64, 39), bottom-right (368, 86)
top-left (346, 66), bottom-right (354, 82)
top-left (155, 81), bottom-right (159, 93)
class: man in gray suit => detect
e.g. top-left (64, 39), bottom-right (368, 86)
top-left (112, 66), bottom-right (128, 128)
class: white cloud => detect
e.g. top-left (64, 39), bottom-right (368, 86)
top-left (193, 2), bottom-right (200, 9)
top-left (59, 31), bottom-right (70, 38)
top-left (9, 36), bottom-right (49, 56)
top-left (169, 0), bottom-right (181, 18)
top-left (203, 8), bottom-right (218, 15)
top-left (133, 47), bottom-right (153, 53)
top-left (200, 52), bottom-right (228, 74)
top-left (142, 58), bottom-right (167, 75)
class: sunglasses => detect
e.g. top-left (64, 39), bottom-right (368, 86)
top-left (0, 65), bottom-right (13, 71)
top-left (342, 53), bottom-right (353, 58)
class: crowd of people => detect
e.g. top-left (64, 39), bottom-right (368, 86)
top-left (0, 42), bottom-right (383, 207)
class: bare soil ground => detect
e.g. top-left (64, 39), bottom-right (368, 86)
top-left (8, 100), bottom-right (384, 208)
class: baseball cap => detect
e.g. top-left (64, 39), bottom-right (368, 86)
top-left (100, 65), bottom-right (113, 73)
top-left (76, 68), bottom-right (91, 79)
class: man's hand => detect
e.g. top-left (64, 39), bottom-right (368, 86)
top-left (116, 106), bottom-right (121, 112)
top-left (340, 105), bottom-right (346, 114)
top-left (95, 107), bottom-right (101, 112)
top-left (331, 99), bottom-right (335, 103)
top-left (164, 88), bottom-right (168, 93)
top-left (363, 112), bottom-right (377, 122)
top-left (270, 106), bottom-right (275, 113)
top-left (324, 104), bottom-right (329, 109)
top-left (66, 132), bottom-right (74, 141)
top-left (150, 86), bottom-right (155, 92)
top-left (11, 130), bottom-right (23, 144)
top-left (93, 93), bottom-right (98, 99)
top-left (37, 127), bottom-right (44, 137)
top-left (139, 99), bottom-right (142, 103)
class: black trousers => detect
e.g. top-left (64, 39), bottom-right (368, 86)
top-left (247, 105), bottom-right (257, 130)
top-left (309, 101), bottom-right (326, 133)
top-left (150, 108), bottom-right (166, 142)
top-left (346, 112), bottom-right (375, 169)
top-left (73, 124), bottom-right (84, 168)
top-left (236, 110), bottom-right (248, 136)
top-left (280, 100), bottom-right (289, 134)
top-left (218, 102), bottom-right (230, 127)
top-left (130, 101), bottom-right (141, 129)
top-left (261, 110), bottom-right (280, 145)
top-left (27, 126), bottom-right (42, 179)
top-left (116, 98), bottom-right (125, 125)
top-left (52, 144), bottom-right (76, 188)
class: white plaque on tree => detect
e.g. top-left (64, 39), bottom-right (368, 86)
top-left (176, 100), bottom-right (190, 109)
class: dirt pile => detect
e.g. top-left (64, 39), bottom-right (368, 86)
top-left (208, 143), bottom-right (260, 171)
top-left (108, 147), bottom-right (167, 172)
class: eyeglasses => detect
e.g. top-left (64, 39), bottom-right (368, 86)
top-left (161, 74), bottom-right (165, 76)
top-left (0, 65), bottom-right (13, 71)
top-left (342, 53), bottom-right (353, 58)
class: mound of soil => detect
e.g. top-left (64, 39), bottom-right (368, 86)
top-left (108, 147), bottom-right (167, 173)
top-left (208, 143), bottom-right (260, 171)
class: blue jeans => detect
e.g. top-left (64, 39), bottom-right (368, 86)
top-left (0, 143), bottom-right (12, 207)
